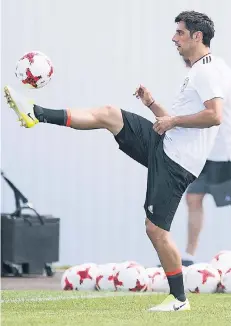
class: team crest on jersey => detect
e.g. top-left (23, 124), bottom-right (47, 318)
top-left (180, 77), bottom-right (189, 92)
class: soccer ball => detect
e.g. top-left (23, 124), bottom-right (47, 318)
top-left (185, 263), bottom-right (220, 293)
top-left (61, 263), bottom-right (99, 291)
top-left (181, 266), bottom-right (189, 291)
top-left (61, 267), bottom-right (75, 290)
top-left (146, 267), bottom-right (163, 292)
top-left (150, 267), bottom-right (170, 293)
top-left (221, 267), bottom-right (231, 293)
top-left (15, 51), bottom-right (54, 89)
top-left (210, 250), bottom-right (231, 276)
top-left (114, 264), bottom-right (149, 292)
top-left (95, 263), bottom-right (117, 291)
top-left (116, 261), bottom-right (142, 270)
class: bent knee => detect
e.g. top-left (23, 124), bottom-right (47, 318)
top-left (186, 193), bottom-right (204, 210)
top-left (92, 105), bottom-right (123, 135)
top-left (145, 218), bottom-right (168, 243)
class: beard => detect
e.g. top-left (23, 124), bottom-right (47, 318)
top-left (182, 58), bottom-right (191, 68)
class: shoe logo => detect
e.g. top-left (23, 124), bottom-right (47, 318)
top-left (27, 113), bottom-right (34, 121)
top-left (148, 205), bottom-right (153, 214)
top-left (173, 303), bottom-right (186, 311)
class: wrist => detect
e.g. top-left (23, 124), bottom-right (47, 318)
top-left (147, 99), bottom-right (155, 108)
top-left (172, 116), bottom-right (179, 127)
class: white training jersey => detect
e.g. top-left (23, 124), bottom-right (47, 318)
top-left (207, 98), bottom-right (231, 161)
top-left (163, 54), bottom-right (231, 177)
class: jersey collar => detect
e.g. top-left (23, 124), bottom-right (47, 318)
top-left (192, 53), bottom-right (212, 66)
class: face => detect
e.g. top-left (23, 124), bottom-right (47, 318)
top-left (172, 21), bottom-right (201, 59)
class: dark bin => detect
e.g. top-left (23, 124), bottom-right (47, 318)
top-left (1, 170), bottom-right (60, 276)
top-left (1, 213), bottom-right (60, 275)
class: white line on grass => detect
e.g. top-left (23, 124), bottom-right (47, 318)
top-left (1, 291), bottom-right (159, 304)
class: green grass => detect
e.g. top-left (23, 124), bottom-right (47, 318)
top-left (1, 291), bottom-right (231, 326)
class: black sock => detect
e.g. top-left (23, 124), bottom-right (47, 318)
top-left (166, 272), bottom-right (186, 302)
top-left (33, 105), bottom-right (69, 126)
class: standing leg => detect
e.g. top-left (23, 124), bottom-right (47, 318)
top-left (146, 219), bottom-right (186, 299)
top-left (146, 145), bottom-right (194, 311)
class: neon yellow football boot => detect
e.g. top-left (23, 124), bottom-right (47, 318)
top-left (148, 294), bottom-right (191, 312)
top-left (4, 85), bottom-right (39, 128)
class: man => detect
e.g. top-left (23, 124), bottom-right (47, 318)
top-left (3, 11), bottom-right (230, 311)
top-left (183, 129), bottom-right (231, 266)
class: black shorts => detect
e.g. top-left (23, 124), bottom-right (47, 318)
top-left (187, 160), bottom-right (231, 193)
top-left (187, 160), bottom-right (231, 207)
top-left (114, 110), bottom-right (195, 231)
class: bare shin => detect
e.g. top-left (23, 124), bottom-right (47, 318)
top-left (145, 218), bottom-right (182, 272)
top-left (186, 194), bottom-right (205, 256)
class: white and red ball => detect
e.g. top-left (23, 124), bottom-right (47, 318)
top-left (61, 263), bottom-right (99, 291)
top-left (151, 267), bottom-right (170, 293)
top-left (185, 263), bottom-right (220, 293)
top-left (15, 51), bottom-right (54, 89)
top-left (146, 267), bottom-right (163, 292)
top-left (116, 261), bottom-right (142, 270)
top-left (221, 267), bottom-right (231, 293)
top-left (182, 266), bottom-right (188, 284)
top-left (114, 264), bottom-right (149, 292)
top-left (95, 263), bottom-right (117, 291)
top-left (210, 250), bottom-right (231, 276)
top-left (61, 266), bottom-right (76, 290)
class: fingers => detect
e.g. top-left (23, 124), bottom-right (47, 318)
top-left (133, 85), bottom-right (140, 97)
top-left (133, 84), bottom-right (144, 98)
top-left (134, 88), bottom-right (140, 99)
top-left (154, 127), bottom-right (164, 135)
top-left (153, 121), bottom-right (165, 135)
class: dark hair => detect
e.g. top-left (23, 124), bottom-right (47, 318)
top-left (175, 11), bottom-right (215, 47)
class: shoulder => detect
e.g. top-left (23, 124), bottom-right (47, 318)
top-left (192, 55), bottom-right (229, 76)
top-left (189, 56), bottom-right (224, 85)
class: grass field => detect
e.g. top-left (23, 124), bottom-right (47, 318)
top-left (2, 291), bottom-right (231, 326)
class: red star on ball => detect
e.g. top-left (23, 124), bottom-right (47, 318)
top-left (129, 279), bottom-right (146, 292)
top-left (198, 269), bottom-right (215, 284)
top-left (22, 68), bottom-right (42, 88)
top-left (63, 277), bottom-right (73, 290)
top-left (77, 267), bottom-right (92, 285)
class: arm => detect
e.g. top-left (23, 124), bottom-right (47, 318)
top-left (153, 68), bottom-right (224, 135)
top-left (148, 100), bottom-right (170, 117)
top-left (173, 98), bottom-right (223, 128)
top-left (153, 98), bottom-right (223, 135)
top-left (134, 85), bottom-right (170, 117)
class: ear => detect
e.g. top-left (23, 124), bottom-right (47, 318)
top-left (193, 31), bottom-right (203, 42)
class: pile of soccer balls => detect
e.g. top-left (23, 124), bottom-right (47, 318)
top-left (61, 250), bottom-right (231, 293)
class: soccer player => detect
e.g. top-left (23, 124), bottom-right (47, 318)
top-left (4, 11), bottom-right (231, 311)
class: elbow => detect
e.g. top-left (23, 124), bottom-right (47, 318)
top-left (212, 114), bottom-right (222, 126)
top-left (209, 111), bottom-right (222, 126)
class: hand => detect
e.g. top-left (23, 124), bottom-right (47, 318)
top-left (133, 84), bottom-right (154, 107)
top-left (153, 116), bottom-right (176, 135)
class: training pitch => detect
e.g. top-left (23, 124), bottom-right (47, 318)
top-left (1, 272), bottom-right (231, 326)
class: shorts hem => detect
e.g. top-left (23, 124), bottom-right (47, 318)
top-left (145, 210), bottom-right (171, 232)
